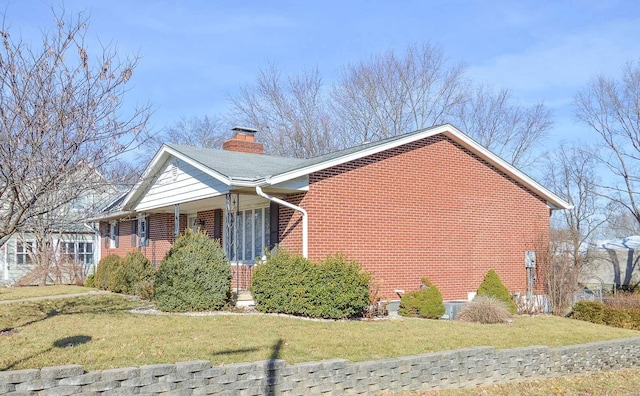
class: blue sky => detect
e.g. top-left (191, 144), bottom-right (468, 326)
top-left (6, 0), bottom-right (640, 148)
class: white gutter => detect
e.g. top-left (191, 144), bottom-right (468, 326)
top-left (255, 185), bottom-right (308, 258)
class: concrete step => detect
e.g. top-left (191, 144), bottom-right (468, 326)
top-left (233, 290), bottom-right (254, 307)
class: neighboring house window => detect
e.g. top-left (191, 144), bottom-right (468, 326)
top-left (236, 207), bottom-right (270, 262)
top-left (109, 222), bottom-right (119, 248)
top-left (138, 215), bottom-right (149, 247)
top-left (62, 242), bottom-right (94, 266)
top-left (16, 241), bottom-right (34, 265)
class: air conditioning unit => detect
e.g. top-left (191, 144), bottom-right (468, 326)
top-left (441, 300), bottom-right (467, 320)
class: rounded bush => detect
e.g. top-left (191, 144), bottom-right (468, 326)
top-left (251, 249), bottom-right (314, 315)
top-left (154, 230), bottom-right (231, 312)
top-left (121, 250), bottom-right (156, 299)
top-left (251, 250), bottom-right (371, 319)
top-left (456, 296), bottom-right (512, 324)
top-left (93, 254), bottom-right (122, 291)
top-left (477, 269), bottom-right (517, 314)
top-left (398, 278), bottom-right (445, 319)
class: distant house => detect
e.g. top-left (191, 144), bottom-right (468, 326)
top-left (582, 236), bottom-right (640, 291)
top-left (0, 170), bottom-right (118, 286)
top-left (92, 124), bottom-right (571, 301)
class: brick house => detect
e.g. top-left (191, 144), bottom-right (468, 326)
top-left (93, 124), bottom-right (571, 301)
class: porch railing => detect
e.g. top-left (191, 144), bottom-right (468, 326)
top-left (231, 263), bottom-right (256, 291)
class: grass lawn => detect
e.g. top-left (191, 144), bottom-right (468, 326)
top-left (1, 294), bottom-right (639, 372)
top-left (0, 285), bottom-right (93, 301)
top-left (405, 367), bottom-right (640, 395)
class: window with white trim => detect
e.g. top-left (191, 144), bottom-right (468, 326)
top-left (16, 241), bottom-right (34, 265)
top-left (109, 222), bottom-right (118, 248)
top-left (233, 207), bottom-right (270, 262)
top-left (62, 242), bottom-right (94, 266)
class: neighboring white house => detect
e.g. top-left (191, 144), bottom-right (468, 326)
top-left (581, 236), bottom-right (640, 291)
top-left (0, 170), bottom-right (119, 286)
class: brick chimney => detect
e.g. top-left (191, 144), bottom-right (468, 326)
top-left (222, 126), bottom-right (264, 154)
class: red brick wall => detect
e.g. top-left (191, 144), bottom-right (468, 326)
top-left (278, 135), bottom-right (550, 300)
top-left (100, 211), bottom-right (225, 268)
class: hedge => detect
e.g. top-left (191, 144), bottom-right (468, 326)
top-left (571, 301), bottom-right (640, 330)
top-left (251, 250), bottom-right (371, 319)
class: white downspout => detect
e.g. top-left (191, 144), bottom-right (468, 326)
top-left (255, 185), bottom-right (308, 258)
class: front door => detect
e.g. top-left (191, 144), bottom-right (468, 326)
top-left (187, 215), bottom-right (198, 233)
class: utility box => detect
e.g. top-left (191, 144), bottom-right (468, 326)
top-left (441, 301), bottom-right (467, 320)
top-left (525, 251), bottom-right (536, 268)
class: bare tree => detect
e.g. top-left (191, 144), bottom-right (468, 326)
top-left (142, 115), bottom-right (229, 163)
top-left (605, 208), bottom-right (640, 238)
top-left (546, 145), bottom-right (608, 264)
top-left (330, 43), bottom-right (467, 146)
top-left (17, 167), bottom-right (116, 285)
top-left (543, 145), bottom-right (608, 314)
top-left (229, 64), bottom-right (338, 158)
top-left (232, 42), bottom-right (551, 167)
top-left (0, 8), bottom-right (150, 249)
top-left (575, 60), bottom-right (640, 229)
top-left (454, 85), bottom-right (552, 170)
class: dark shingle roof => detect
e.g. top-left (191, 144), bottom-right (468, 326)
top-left (165, 143), bottom-right (307, 179)
top-left (165, 124), bottom-right (445, 180)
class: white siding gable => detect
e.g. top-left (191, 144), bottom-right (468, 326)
top-left (136, 158), bottom-right (229, 211)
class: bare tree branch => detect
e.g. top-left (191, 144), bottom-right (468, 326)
top-left (0, 8), bottom-right (150, 248)
top-left (575, 60), bottom-right (640, 227)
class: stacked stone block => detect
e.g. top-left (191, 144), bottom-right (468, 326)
top-left (2, 338), bottom-right (640, 395)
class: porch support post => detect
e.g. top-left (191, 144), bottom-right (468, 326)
top-left (174, 204), bottom-right (180, 239)
top-left (225, 193), bottom-right (238, 262)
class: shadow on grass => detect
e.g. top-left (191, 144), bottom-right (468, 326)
top-left (2, 334), bottom-right (92, 371)
top-left (266, 339), bottom-right (284, 396)
top-left (0, 296), bottom-right (135, 334)
top-left (211, 347), bottom-right (260, 356)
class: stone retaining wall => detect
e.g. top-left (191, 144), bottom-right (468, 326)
top-left (2, 337), bottom-right (640, 395)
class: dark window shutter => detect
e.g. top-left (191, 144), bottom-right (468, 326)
top-left (131, 219), bottom-right (138, 247)
top-left (213, 209), bottom-right (222, 240)
top-left (143, 216), bottom-right (150, 247)
top-left (103, 225), bottom-right (108, 248)
top-left (115, 222), bottom-right (119, 248)
top-left (269, 202), bottom-right (279, 250)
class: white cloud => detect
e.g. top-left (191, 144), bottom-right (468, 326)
top-left (468, 18), bottom-right (640, 98)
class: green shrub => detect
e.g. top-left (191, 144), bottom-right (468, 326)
top-left (398, 278), bottom-right (445, 319)
top-left (456, 296), bottom-right (512, 324)
top-left (84, 273), bottom-right (95, 288)
top-left (154, 230), bottom-right (231, 312)
top-left (93, 255), bottom-right (122, 291)
top-left (121, 251), bottom-right (156, 299)
top-left (477, 269), bottom-right (517, 314)
top-left (251, 250), bottom-right (371, 319)
top-left (570, 301), bottom-right (640, 330)
top-left (251, 249), bottom-right (315, 315)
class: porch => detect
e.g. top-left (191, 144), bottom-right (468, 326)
top-left (141, 192), bottom-right (279, 293)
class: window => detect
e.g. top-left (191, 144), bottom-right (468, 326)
top-left (187, 215), bottom-right (198, 233)
top-left (234, 207), bottom-right (270, 262)
top-left (16, 241), bottom-right (34, 265)
top-left (109, 222), bottom-right (119, 248)
top-left (138, 215), bottom-right (149, 247)
top-left (62, 242), bottom-right (94, 267)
